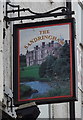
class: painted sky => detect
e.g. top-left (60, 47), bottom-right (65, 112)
top-left (20, 23), bottom-right (70, 55)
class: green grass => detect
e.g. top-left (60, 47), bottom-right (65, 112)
top-left (20, 84), bottom-right (32, 99)
top-left (20, 65), bottom-right (40, 79)
top-left (20, 65), bottom-right (50, 82)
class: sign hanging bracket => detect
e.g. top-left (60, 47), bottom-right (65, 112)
top-left (4, 2), bottom-right (75, 28)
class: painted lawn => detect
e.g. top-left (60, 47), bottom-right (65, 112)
top-left (20, 65), bottom-right (40, 79)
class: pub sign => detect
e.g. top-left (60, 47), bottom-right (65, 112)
top-left (13, 18), bottom-right (77, 106)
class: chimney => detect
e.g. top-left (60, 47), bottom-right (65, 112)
top-left (27, 50), bottom-right (28, 53)
top-left (51, 41), bottom-right (54, 44)
top-left (69, 40), bottom-right (70, 45)
top-left (49, 42), bottom-right (51, 47)
top-left (36, 45), bottom-right (38, 50)
top-left (51, 41), bottom-right (54, 47)
top-left (65, 40), bottom-right (67, 44)
top-left (42, 42), bottom-right (45, 48)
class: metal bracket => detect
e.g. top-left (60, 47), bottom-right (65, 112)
top-left (4, 93), bottom-right (14, 113)
top-left (5, 2), bottom-right (20, 28)
top-left (4, 2), bottom-right (75, 28)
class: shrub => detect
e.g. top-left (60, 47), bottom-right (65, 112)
top-left (20, 84), bottom-right (32, 98)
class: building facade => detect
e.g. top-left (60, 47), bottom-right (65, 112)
top-left (26, 40), bottom-right (66, 67)
top-left (0, 0), bottom-right (83, 119)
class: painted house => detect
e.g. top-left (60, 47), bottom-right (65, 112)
top-left (26, 41), bottom-right (62, 66)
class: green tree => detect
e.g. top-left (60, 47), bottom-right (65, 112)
top-left (39, 55), bottom-right (56, 78)
top-left (20, 54), bottom-right (27, 67)
top-left (39, 61), bottom-right (47, 78)
top-left (59, 41), bottom-right (70, 61)
top-left (52, 42), bottom-right (70, 81)
top-left (39, 42), bottom-right (70, 81)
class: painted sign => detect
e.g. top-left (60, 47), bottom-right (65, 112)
top-left (13, 18), bottom-right (77, 106)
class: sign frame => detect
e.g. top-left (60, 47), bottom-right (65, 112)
top-left (13, 18), bottom-right (77, 106)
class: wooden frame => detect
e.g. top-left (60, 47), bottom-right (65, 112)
top-left (13, 18), bottom-right (77, 106)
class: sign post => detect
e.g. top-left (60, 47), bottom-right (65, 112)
top-left (66, 1), bottom-right (76, 120)
top-left (69, 101), bottom-right (75, 120)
